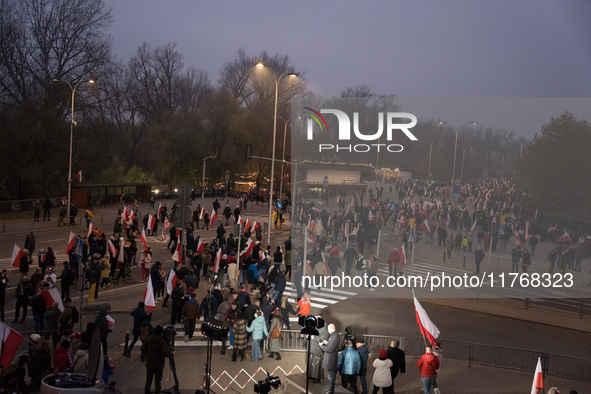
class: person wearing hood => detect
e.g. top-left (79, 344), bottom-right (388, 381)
top-left (94, 311), bottom-right (112, 355)
top-left (53, 340), bottom-right (73, 372)
top-left (200, 291), bottom-right (219, 321)
top-left (246, 310), bottom-right (269, 362)
top-left (340, 325), bottom-right (357, 351)
top-left (126, 301), bottom-right (151, 358)
top-left (372, 349), bottom-right (394, 394)
top-left (44, 302), bottom-right (61, 348)
top-left (182, 293), bottom-right (201, 342)
top-left (142, 325), bottom-right (173, 394)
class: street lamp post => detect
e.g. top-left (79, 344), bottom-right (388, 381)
top-left (459, 147), bottom-right (469, 182)
top-left (423, 141), bottom-right (438, 181)
top-left (484, 151), bottom-right (494, 177)
top-left (201, 153), bottom-right (217, 210)
top-left (438, 121), bottom-right (478, 183)
top-left (255, 63), bottom-right (297, 246)
top-left (53, 79), bottom-right (94, 225)
top-left (278, 116), bottom-right (290, 205)
top-left (508, 139), bottom-right (524, 157)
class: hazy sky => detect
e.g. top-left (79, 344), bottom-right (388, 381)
top-left (104, 0), bottom-right (591, 138)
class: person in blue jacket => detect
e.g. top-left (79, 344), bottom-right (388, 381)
top-left (337, 340), bottom-right (362, 394)
top-left (245, 310), bottom-right (268, 362)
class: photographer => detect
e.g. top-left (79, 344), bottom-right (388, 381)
top-left (142, 325), bottom-right (174, 394)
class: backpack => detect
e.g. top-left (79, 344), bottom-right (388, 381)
top-left (68, 269), bottom-right (77, 283)
top-left (84, 212), bottom-right (89, 219)
top-left (270, 323), bottom-right (281, 339)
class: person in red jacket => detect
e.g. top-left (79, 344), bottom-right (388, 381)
top-left (53, 340), bottom-right (73, 373)
top-left (416, 345), bottom-right (439, 394)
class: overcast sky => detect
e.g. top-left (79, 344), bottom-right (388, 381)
top-left (104, 0), bottom-right (591, 139)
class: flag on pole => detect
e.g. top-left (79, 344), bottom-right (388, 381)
top-left (196, 238), bottom-right (205, 254)
top-left (516, 234), bottom-right (523, 248)
top-left (144, 276), bottom-right (156, 313)
top-left (336, 196), bottom-right (341, 204)
top-left (87, 223), bottom-right (94, 239)
top-left (11, 244), bottom-right (26, 268)
top-left (299, 208), bottom-right (303, 222)
top-left (117, 238), bottom-right (125, 265)
top-left (244, 219), bottom-right (251, 234)
top-left (399, 246), bottom-right (406, 268)
top-left (420, 220), bottom-right (430, 233)
top-left (534, 208), bottom-right (538, 220)
top-left (312, 207), bottom-right (321, 215)
top-left (0, 322), bottom-right (23, 369)
top-left (209, 210), bottom-right (218, 228)
top-left (470, 218), bottom-right (478, 233)
top-left (157, 203), bottom-right (162, 220)
top-left (368, 210), bottom-right (374, 221)
top-left (108, 240), bottom-right (117, 256)
top-left (251, 221), bottom-right (259, 233)
top-left (198, 208), bottom-right (204, 220)
top-left (161, 229), bottom-right (166, 241)
top-left (41, 287), bottom-right (64, 311)
top-left (213, 248), bottom-right (222, 273)
top-left (306, 234), bottom-right (317, 244)
top-left (164, 218), bottom-right (171, 231)
top-left (140, 229), bottom-right (149, 249)
top-left (413, 290), bottom-right (441, 346)
top-left (66, 231), bottom-right (78, 253)
top-left (147, 215), bottom-right (156, 231)
top-left (530, 357), bottom-right (544, 394)
top-left (172, 239), bottom-right (181, 262)
top-left (106, 315), bottom-right (115, 329)
top-left (237, 215), bottom-right (244, 224)
top-left (166, 268), bottom-right (178, 295)
top-left (76, 170), bottom-right (82, 182)
top-left (241, 238), bottom-right (254, 256)
top-left (525, 221), bottom-right (530, 242)
top-left (318, 201), bottom-right (325, 208)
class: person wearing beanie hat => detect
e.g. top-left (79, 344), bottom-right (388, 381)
top-left (126, 301), bottom-right (151, 358)
top-left (372, 349), bottom-right (393, 393)
top-left (336, 339), bottom-right (361, 394)
top-left (142, 324), bottom-right (173, 394)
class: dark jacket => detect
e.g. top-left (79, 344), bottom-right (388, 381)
top-left (150, 265), bottom-right (162, 289)
top-left (94, 313), bottom-right (112, 340)
top-left (29, 293), bottom-right (47, 314)
top-left (357, 344), bottom-right (369, 375)
top-left (321, 331), bottom-right (341, 371)
top-left (141, 334), bottom-right (173, 370)
top-left (272, 273), bottom-right (286, 293)
top-left (131, 305), bottom-right (149, 337)
top-left (386, 345), bottom-right (406, 379)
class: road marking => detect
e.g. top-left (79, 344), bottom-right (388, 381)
top-left (40, 238), bottom-right (65, 243)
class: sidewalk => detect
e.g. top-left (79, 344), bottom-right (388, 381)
top-left (108, 347), bottom-right (591, 394)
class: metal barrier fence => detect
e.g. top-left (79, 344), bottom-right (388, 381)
top-left (482, 297), bottom-right (591, 319)
top-left (274, 331), bottom-right (591, 382)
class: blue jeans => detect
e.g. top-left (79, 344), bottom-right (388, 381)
top-left (229, 326), bottom-right (234, 345)
top-left (251, 338), bottom-right (261, 361)
top-left (356, 269), bottom-right (363, 277)
top-left (328, 370), bottom-right (336, 393)
top-left (345, 261), bottom-right (352, 274)
top-left (421, 376), bottom-right (435, 394)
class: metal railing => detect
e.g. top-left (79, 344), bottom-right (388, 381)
top-left (273, 331), bottom-right (591, 382)
top-left (482, 297), bottom-right (591, 319)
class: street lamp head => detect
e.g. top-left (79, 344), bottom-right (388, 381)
top-left (255, 62), bottom-right (265, 68)
top-left (88, 79), bottom-right (95, 84)
top-left (52, 79), bottom-right (59, 82)
top-left (470, 121), bottom-right (477, 125)
top-left (288, 72), bottom-right (298, 77)
top-left (438, 121), bottom-right (445, 125)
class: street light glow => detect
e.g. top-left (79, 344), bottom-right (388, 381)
top-left (89, 79), bottom-right (95, 84)
top-left (255, 62), bottom-right (264, 67)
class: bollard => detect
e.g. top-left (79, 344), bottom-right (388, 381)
top-left (124, 331), bottom-right (130, 355)
top-left (443, 252), bottom-right (446, 263)
top-left (463, 255), bottom-right (466, 267)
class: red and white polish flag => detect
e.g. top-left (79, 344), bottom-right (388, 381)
top-left (140, 229), bottom-right (149, 250)
top-left (243, 219), bottom-right (251, 234)
top-left (470, 218), bottom-right (478, 233)
top-left (41, 287), bottom-right (64, 311)
top-left (144, 276), bottom-right (156, 313)
top-left (117, 237), bottom-right (125, 265)
top-left (76, 170), bottom-right (83, 182)
top-left (306, 234), bottom-right (317, 244)
top-left (251, 221), bottom-right (259, 233)
top-left (172, 239), bottom-right (181, 262)
top-left (530, 357), bottom-right (544, 394)
top-left (213, 248), bottom-right (222, 273)
top-left (87, 223), bottom-right (94, 239)
top-left (241, 238), bottom-right (254, 257)
top-left (399, 246), bottom-right (406, 267)
top-left (299, 208), bottom-right (304, 222)
top-left (166, 268), bottom-right (178, 295)
top-left (108, 240), bottom-right (117, 257)
top-left (11, 244), bottom-right (26, 268)
top-left (164, 218), bottom-right (171, 231)
top-left (161, 229), bottom-right (166, 241)
top-left (0, 322), bottom-right (23, 369)
top-left (106, 315), bottom-right (115, 329)
top-left (147, 215), bottom-right (156, 231)
top-left (312, 207), bottom-right (320, 215)
top-left (66, 231), bottom-right (78, 253)
top-left (198, 208), bottom-right (204, 220)
top-left (413, 290), bottom-right (440, 346)
top-left (157, 203), bottom-right (162, 220)
top-left (196, 238), bottom-right (205, 254)
top-left (209, 210), bottom-right (218, 228)
top-left (516, 234), bottom-right (523, 248)
top-left (420, 219), bottom-right (430, 233)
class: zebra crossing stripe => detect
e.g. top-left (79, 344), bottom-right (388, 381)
top-left (286, 282), bottom-right (357, 296)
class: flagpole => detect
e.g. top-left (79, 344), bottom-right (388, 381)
top-left (78, 247), bottom-right (84, 332)
top-left (303, 226), bottom-right (308, 276)
top-left (411, 289), bottom-right (428, 348)
top-left (346, 220), bottom-right (349, 249)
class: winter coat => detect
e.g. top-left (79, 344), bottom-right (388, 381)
top-left (141, 334), bottom-right (173, 370)
top-left (272, 274), bottom-right (286, 293)
top-left (337, 347), bottom-right (362, 375)
top-left (94, 313), bottom-right (111, 340)
top-left (53, 345), bottom-right (72, 372)
top-left (246, 315), bottom-right (269, 340)
top-left (357, 344), bottom-right (369, 375)
top-left (200, 295), bottom-right (218, 320)
top-left (232, 319), bottom-right (248, 350)
top-left (297, 298), bottom-right (311, 317)
top-left (269, 317), bottom-right (282, 352)
top-left (386, 346), bottom-right (406, 379)
top-left (150, 265), bottom-right (162, 289)
top-left (310, 325), bottom-right (329, 355)
top-left (321, 331), bottom-right (341, 371)
top-left (314, 261), bottom-right (327, 276)
top-left (44, 308), bottom-right (61, 333)
top-left (182, 299), bottom-right (201, 320)
top-left (72, 350), bottom-right (89, 373)
top-left (373, 358), bottom-right (393, 387)
top-left (131, 306), bottom-right (149, 337)
top-left (416, 352), bottom-right (439, 377)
